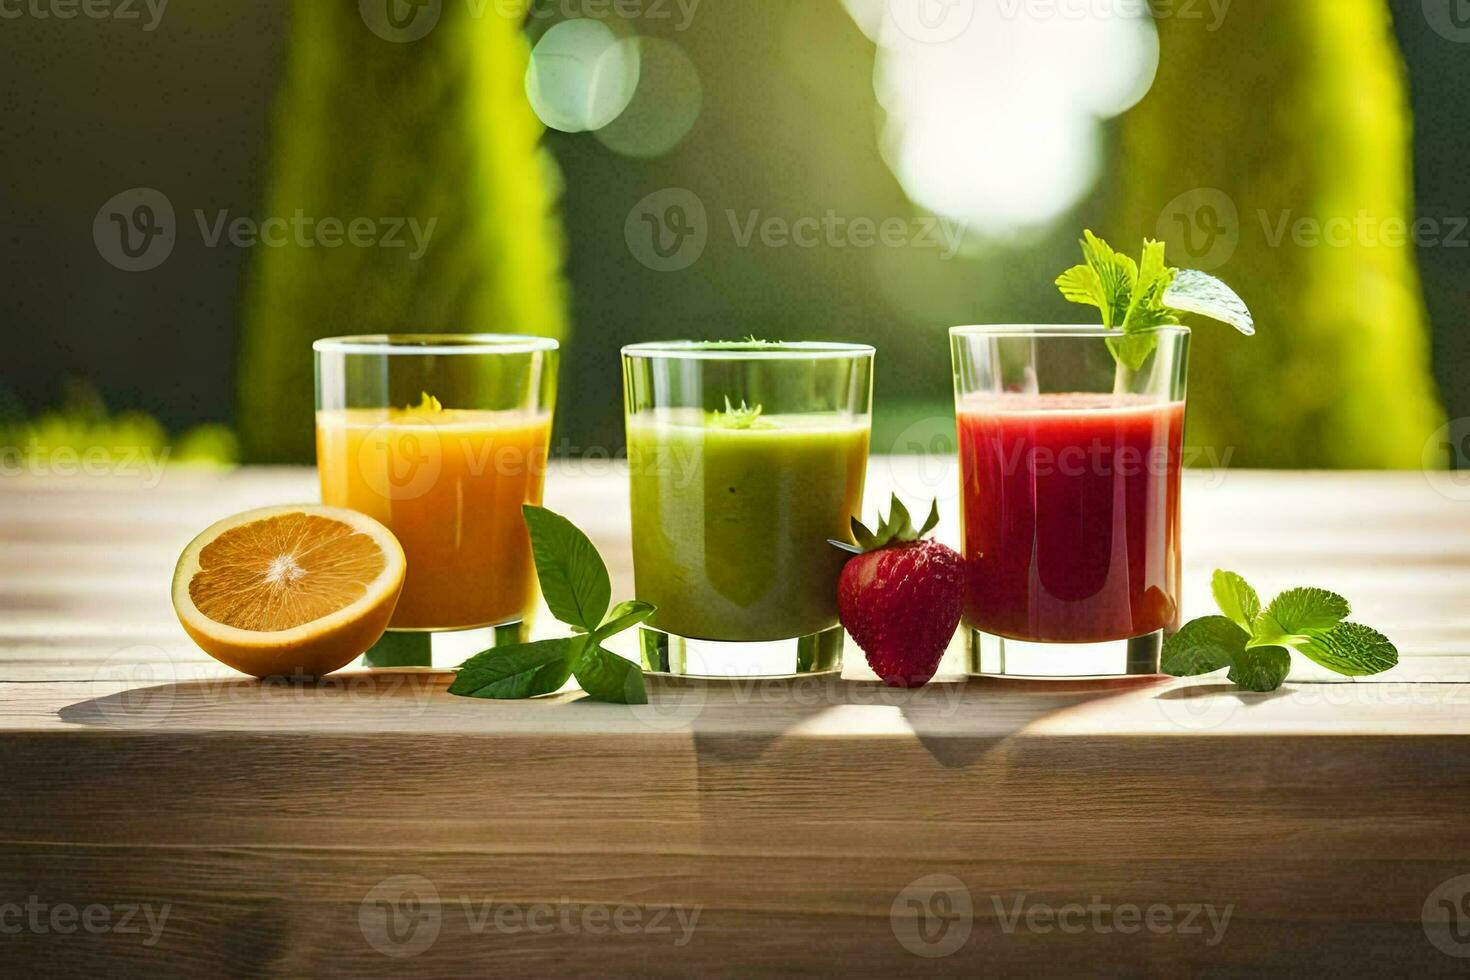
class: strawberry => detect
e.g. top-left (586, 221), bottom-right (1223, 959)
top-left (832, 495), bottom-right (964, 688)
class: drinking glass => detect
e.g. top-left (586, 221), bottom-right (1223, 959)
top-left (622, 341), bottom-right (874, 678)
top-left (951, 325), bottom-right (1190, 678)
top-left (315, 334), bottom-right (558, 668)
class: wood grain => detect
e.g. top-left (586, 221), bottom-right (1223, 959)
top-left (3, 464), bottom-right (1470, 975)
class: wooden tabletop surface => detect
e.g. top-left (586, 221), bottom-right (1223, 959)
top-left (4, 462), bottom-right (1470, 975)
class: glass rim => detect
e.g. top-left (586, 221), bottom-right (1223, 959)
top-left (622, 340), bottom-right (875, 361)
top-left (313, 333), bottom-right (560, 356)
top-left (950, 324), bottom-right (1191, 340)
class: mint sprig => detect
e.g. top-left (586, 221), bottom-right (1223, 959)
top-left (1056, 230), bottom-right (1254, 370)
top-left (708, 397), bottom-right (771, 430)
top-left (448, 505), bottom-right (653, 705)
top-left (1163, 570), bottom-right (1398, 692)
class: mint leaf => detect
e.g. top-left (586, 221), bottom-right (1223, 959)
top-left (1164, 269), bottom-right (1255, 336)
top-left (1056, 263), bottom-right (1107, 313)
top-left (523, 504), bottom-right (611, 631)
top-left (449, 638), bottom-right (576, 699)
top-left (1261, 587), bottom-right (1351, 636)
top-left (1227, 645), bottom-right (1291, 692)
top-left (1171, 574), bottom-right (1396, 691)
top-left (1291, 622), bottom-right (1398, 677)
top-left (1058, 232), bottom-right (1181, 372)
top-left (1162, 615), bottom-right (1246, 676)
top-left (1211, 570), bottom-right (1261, 632)
top-left (1107, 332), bottom-right (1162, 373)
top-left (453, 506), bottom-right (654, 707)
top-left (1121, 239), bottom-right (1175, 331)
top-left (588, 599), bottom-right (656, 647)
top-left (709, 397), bottom-right (772, 430)
top-left (1055, 230), bottom-right (1252, 372)
top-left (573, 643), bottom-right (648, 704)
top-left (1079, 230), bottom-right (1135, 327)
top-left (362, 629), bottom-right (432, 668)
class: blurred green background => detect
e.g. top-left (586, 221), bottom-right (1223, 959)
top-left (1, 0), bottom-right (1465, 470)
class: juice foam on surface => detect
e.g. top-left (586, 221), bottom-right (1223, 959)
top-left (957, 391), bottom-right (1183, 416)
top-left (317, 407), bottom-right (552, 430)
top-left (626, 407), bottom-right (870, 434)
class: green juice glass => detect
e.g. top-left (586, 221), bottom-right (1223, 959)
top-left (623, 341), bottom-right (874, 678)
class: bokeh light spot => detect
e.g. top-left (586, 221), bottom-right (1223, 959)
top-left (594, 38), bottom-right (703, 159)
top-left (526, 18), bottom-right (641, 134)
top-left (843, 0), bottom-right (1160, 235)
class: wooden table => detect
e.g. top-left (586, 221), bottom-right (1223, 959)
top-left (4, 463), bottom-right (1470, 975)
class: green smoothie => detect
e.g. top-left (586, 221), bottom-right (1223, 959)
top-left (626, 407), bottom-right (870, 642)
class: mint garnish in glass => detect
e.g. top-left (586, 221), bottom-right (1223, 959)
top-left (708, 397), bottom-right (772, 430)
top-left (1163, 570), bottom-right (1399, 692)
top-left (448, 505), bottom-right (652, 704)
top-left (1056, 230), bottom-right (1255, 372)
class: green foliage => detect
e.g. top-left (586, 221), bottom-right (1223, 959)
top-left (238, 0), bottom-right (568, 462)
top-left (1110, 0), bottom-right (1444, 467)
top-left (450, 506), bottom-right (651, 704)
top-left (0, 381), bottom-right (237, 471)
top-left (1056, 231), bottom-right (1182, 369)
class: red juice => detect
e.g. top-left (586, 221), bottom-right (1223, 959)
top-left (956, 393), bottom-right (1185, 644)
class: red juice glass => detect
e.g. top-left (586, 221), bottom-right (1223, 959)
top-left (950, 325), bottom-right (1190, 678)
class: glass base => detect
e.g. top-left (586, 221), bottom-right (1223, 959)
top-left (966, 627), bottom-right (1162, 679)
top-left (362, 621), bottom-right (529, 670)
top-left (639, 624), bottom-right (844, 679)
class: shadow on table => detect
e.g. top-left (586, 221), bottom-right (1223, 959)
top-left (57, 670), bottom-right (453, 730)
top-left (636, 672), bottom-right (1171, 770)
top-left (60, 668), bottom-right (1181, 772)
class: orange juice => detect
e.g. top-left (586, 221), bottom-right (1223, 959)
top-left (316, 405), bottom-right (552, 630)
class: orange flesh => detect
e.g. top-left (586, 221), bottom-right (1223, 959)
top-left (188, 513), bottom-right (386, 631)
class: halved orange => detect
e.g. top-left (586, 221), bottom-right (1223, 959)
top-left (172, 505), bottom-right (406, 678)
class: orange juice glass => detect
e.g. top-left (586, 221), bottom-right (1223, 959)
top-left (314, 335), bottom-right (558, 667)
